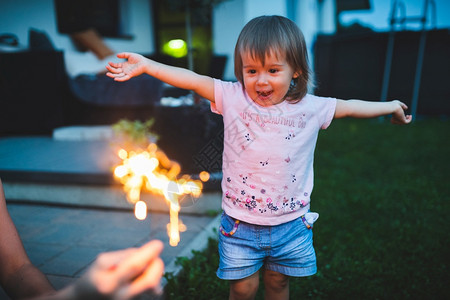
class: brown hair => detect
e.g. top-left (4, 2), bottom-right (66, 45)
top-left (234, 15), bottom-right (312, 103)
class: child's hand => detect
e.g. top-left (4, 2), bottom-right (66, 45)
top-left (390, 100), bottom-right (412, 124)
top-left (106, 52), bottom-right (148, 82)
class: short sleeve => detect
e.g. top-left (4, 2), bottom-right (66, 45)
top-left (211, 79), bottom-right (244, 116)
top-left (310, 95), bottom-right (337, 129)
top-left (210, 79), bottom-right (224, 115)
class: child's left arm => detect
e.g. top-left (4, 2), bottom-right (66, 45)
top-left (334, 99), bottom-right (412, 124)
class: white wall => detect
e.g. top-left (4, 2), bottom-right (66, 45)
top-left (1, 0), bottom-right (335, 81)
top-left (0, 0), bottom-right (155, 54)
top-left (317, 0), bottom-right (336, 34)
top-left (213, 0), bottom-right (289, 80)
top-left (213, 0), bottom-right (335, 81)
top-left (244, 0), bottom-right (287, 19)
top-left (296, 0), bottom-right (319, 55)
top-left (212, 0), bottom-right (246, 80)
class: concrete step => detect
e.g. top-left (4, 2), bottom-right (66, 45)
top-left (3, 181), bottom-right (222, 214)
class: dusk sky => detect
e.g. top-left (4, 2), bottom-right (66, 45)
top-left (340, 0), bottom-right (450, 31)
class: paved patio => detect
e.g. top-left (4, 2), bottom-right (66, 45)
top-left (0, 133), bottom-right (222, 299)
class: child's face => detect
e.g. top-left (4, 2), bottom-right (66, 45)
top-left (241, 51), bottom-right (299, 107)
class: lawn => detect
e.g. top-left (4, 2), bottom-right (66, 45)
top-left (164, 118), bottom-right (450, 300)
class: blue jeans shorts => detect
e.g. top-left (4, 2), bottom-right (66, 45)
top-left (216, 212), bottom-right (317, 280)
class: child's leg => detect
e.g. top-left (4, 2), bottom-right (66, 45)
top-left (217, 213), bottom-right (264, 299)
top-left (229, 271), bottom-right (260, 300)
top-left (263, 269), bottom-right (289, 300)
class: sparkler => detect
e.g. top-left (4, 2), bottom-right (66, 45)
top-left (113, 143), bottom-right (207, 246)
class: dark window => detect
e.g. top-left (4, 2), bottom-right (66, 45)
top-left (54, 0), bottom-right (121, 37)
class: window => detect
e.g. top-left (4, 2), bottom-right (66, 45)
top-left (54, 0), bottom-right (126, 38)
top-left (152, 1), bottom-right (213, 74)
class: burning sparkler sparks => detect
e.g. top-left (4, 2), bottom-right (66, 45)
top-left (113, 143), bottom-right (207, 246)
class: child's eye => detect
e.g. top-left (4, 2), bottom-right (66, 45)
top-left (269, 69), bottom-right (278, 74)
top-left (247, 70), bottom-right (256, 74)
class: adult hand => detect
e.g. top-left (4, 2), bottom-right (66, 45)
top-left (70, 240), bottom-right (164, 300)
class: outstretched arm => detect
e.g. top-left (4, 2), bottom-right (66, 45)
top-left (335, 99), bottom-right (412, 124)
top-left (106, 52), bottom-right (215, 102)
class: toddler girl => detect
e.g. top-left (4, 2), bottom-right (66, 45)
top-left (107, 15), bottom-right (411, 300)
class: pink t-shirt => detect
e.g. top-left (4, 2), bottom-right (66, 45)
top-left (211, 79), bottom-right (337, 225)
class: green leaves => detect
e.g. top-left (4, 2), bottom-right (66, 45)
top-left (111, 119), bottom-right (159, 148)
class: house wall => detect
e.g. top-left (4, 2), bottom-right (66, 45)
top-left (1, 0), bottom-right (336, 81)
top-left (213, 0), bottom-right (290, 80)
top-left (213, 0), bottom-right (336, 80)
top-left (0, 0), bottom-right (155, 54)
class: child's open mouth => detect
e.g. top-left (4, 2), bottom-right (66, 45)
top-left (257, 90), bottom-right (273, 100)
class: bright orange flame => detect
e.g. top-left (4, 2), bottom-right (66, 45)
top-left (135, 200), bottom-right (147, 220)
top-left (118, 148), bottom-right (128, 160)
top-left (199, 171), bottom-right (210, 182)
top-left (113, 143), bottom-right (205, 246)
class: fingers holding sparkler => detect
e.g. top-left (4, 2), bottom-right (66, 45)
top-left (78, 240), bottom-right (164, 299)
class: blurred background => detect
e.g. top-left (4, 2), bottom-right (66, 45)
top-left (0, 2), bottom-right (448, 298)
top-left (1, 0), bottom-right (449, 137)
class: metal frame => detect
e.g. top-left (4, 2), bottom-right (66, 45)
top-left (380, 0), bottom-right (436, 119)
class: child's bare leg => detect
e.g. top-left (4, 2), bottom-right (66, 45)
top-left (229, 271), bottom-right (259, 300)
top-left (263, 269), bottom-right (289, 300)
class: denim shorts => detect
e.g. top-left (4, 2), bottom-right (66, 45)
top-left (216, 212), bottom-right (317, 280)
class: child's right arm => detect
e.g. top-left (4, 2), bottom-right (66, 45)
top-left (106, 52), bottom-right (215, 102)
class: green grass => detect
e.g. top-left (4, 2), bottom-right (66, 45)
top-left (164, 118), bottom-right (450, 300)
